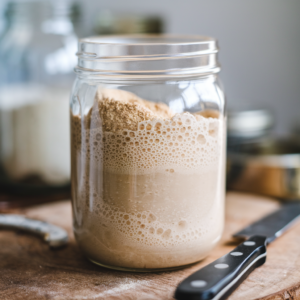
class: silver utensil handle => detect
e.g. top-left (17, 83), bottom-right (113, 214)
top-left (0, 214), bottom-right (68, 248)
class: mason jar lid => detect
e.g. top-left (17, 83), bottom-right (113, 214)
top-left (75, 35), bottom-right (220, 78)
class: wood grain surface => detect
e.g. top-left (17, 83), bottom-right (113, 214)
top-left (1, 192), bottom-right (300, 300)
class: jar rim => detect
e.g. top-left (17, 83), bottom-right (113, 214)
top-left (79, 34), bottom-right (215, 46)
top-left (76, 34), bottom-right (220, 78)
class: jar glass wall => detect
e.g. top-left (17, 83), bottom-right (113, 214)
top-left (71, 35), bottom-right (226, 271)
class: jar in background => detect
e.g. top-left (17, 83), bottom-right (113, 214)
top-left (0, 0), bottom-right (80, 202)
top-left (227, 107), bottom-right (273, 152)
top-left (71, 35), bottom-right (226, 271)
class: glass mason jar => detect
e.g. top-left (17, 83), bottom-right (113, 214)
top-left (0, 0), bottom-right (79, 201)
top-left (71, 35), bottom-right (226, 271)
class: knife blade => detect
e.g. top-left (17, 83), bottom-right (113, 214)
top-left (175, 201), bottom-right (300, 300)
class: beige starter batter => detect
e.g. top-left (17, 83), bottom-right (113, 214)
top-left (71, 89), bottom-right (225, 270)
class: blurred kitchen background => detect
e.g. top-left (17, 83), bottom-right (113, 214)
top-left (0, 0), bottom-right (300, 207)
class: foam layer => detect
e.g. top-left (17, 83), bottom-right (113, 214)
top-left (72, 111), bottom-right (220, 174)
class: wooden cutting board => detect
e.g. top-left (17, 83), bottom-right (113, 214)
top-left (1, 192), bottom-right (300, 300)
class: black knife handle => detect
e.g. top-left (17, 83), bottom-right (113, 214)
top-left (175, 236), bottom-right (267, 300)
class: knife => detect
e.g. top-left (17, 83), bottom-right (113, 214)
top-left (175, 201), bottom-right (300, 300)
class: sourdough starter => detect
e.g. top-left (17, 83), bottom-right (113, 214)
top-left (71, 89), bottom-right (225, 270)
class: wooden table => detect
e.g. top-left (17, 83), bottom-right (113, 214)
top-left (1, 192), bottom-right (300, 300)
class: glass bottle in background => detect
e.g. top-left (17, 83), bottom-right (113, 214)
top-left (0, 0), bottom-right (80, 207)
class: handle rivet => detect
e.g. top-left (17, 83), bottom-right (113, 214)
top-left (230, 251), bottom-right (243, 256)
top-left (190, 280), bottom-right (207, 288)
top-left (244, 241), bottom-right (256, 246)
top-left (214, 263), bottom-right (229, 269)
